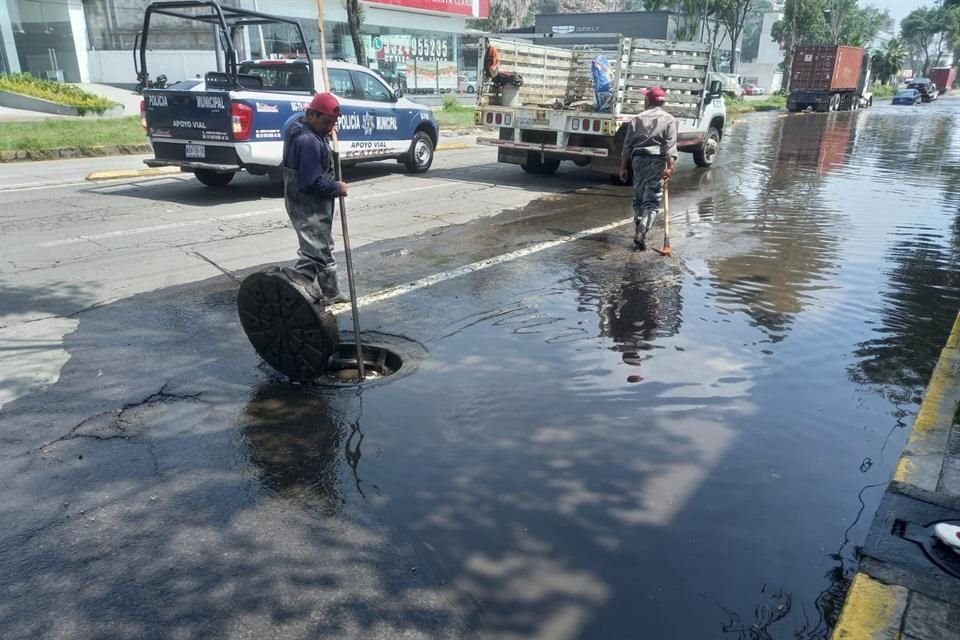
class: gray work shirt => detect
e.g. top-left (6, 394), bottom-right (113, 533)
top-left (621, 106), bottom-right (678, 163)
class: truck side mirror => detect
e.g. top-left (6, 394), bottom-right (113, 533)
top-left (709, 80), bottom-right (723, 96)
top-left (394, 88), bottom-right (404, 100)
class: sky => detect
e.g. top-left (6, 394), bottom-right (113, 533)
top-left (863, 0), bottom-right (928, 30)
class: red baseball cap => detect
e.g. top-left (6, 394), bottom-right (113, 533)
top-left (646, 86), bottom-right (667, 104)
top-left (308, 92), bottom-right (341, 117)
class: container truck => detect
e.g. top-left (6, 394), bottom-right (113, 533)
top-left (787, 45), bottom-right (872, 113)
top-left (474, 35), bottom-right (726, 180)
top-left (929, 67), bottom-right (957, 95)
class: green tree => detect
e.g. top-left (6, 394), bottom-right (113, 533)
top-left (772, 0), bottom-right (830, 90)
top-left (827, 1), bottom-right (889, 47)
top-left (871, 37), bottom-right (906, 84)
top-left (714, 0), bottom-right (756, 72)
top-left (344, 0), bottom-right (367, 65)
top-left (901, 6), bottom-right (949, 76)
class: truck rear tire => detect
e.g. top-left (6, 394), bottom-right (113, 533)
top-left (693, 127), bottom-right (720, 168)
top-left (195, 170), bottom-right (235, 187)
top-left (404, 131), bottom-right (434, 174)
top-left (521, 153), bottom-right (560, 175)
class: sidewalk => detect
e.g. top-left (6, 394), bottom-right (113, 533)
top-left (832, 313), bottom-right (960, 639)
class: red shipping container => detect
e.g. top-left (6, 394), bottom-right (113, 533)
top-left (930, 67), bottom-right (957, 93)
top-left (791, 46), bottom-right (864, 92)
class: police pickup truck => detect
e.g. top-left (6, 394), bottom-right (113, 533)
top-left (138, 2), bottom-right (439, 187)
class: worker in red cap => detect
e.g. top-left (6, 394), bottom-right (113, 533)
top-left (619, 86), bottom-right (678, 250)
top-left (280, 92), bottom-right (349, 303)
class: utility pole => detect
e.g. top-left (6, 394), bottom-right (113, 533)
top-left (313, 0), bottom-right (366, 380)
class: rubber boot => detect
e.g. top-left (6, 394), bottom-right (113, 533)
top-left (633, 222), bottom-right (646, 251)
top-left (318, 269), bottom-right (349, 305)
top-left (281, 267), bottom-right (325, 304)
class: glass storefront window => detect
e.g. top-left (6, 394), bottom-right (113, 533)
top-left (363, 27), bottom-right (459, 94)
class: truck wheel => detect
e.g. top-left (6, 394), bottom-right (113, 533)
top-left (195, 170), bottom-right (235, 187)
top-left (693, 127), bottom-right (720, 168)
top-left (404, 131), bottom-right (434, 174)
top-left (521, 153), bottom-right (560, 175)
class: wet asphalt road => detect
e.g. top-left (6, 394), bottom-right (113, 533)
top-left (3, 99), bottom-right (960, 639)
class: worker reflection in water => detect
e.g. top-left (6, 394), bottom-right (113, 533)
top-left (281, 92), bottom-right (349, 304)
top-left (619, 86), bottom-right (677, 251)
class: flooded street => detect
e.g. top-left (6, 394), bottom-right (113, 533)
top-left (3, 100), bottom-right (960, 639)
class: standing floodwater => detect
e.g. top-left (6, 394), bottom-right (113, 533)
top-left (3, 100), bottom-right (960, 640)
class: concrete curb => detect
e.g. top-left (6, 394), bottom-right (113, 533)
top-left (86, 166), bottom-right (182, 181)
top-left (0, 144), bottom-right (152, 164)
top-left (831, 311), bottom-right (960, 640)
top-left (436, 142), bottom-right (473, 151)
top-left (892, 312), bottom-right (960, 493)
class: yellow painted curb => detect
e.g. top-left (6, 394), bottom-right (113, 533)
top-left (86, 166), bottom-right (181, 181)
top-left (436, 143), bottom-right (472, 151)
top-left (892, 310), bottom-right (960, 489)
top-left (832, 573), bottom-right (908, 639)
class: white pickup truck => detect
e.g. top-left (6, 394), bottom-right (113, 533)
top-left (474, 35), bottom-right (726, 180)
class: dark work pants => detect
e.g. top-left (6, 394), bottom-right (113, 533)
top-left (631, 155), bottom-right (666, 240)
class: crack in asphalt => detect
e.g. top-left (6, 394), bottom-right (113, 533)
top-left (184, 249), bottom-right (241, 284)
top-left (31, 383), bottom-right (205, 452)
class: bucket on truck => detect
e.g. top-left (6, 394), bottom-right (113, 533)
top-left (494, 83), bottom-right (522, 107)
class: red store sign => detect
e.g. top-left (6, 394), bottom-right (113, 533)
top-left (364, 0), bottom-right (489, 18)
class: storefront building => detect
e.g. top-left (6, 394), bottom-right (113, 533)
top-left (0, 0), bottom-right (487, 92)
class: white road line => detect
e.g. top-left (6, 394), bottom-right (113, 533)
top-left (329, 217), bottom-right (631, 313)
top-left (38, 208), bottom-right (280, 247)
top-left (37, 182), bottom-right (463, 247)
top-left (1, 180), bottom-right (89, 193)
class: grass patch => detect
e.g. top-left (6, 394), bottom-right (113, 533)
top-left (0, 116), bottom-right (147, 151)
top-left (724, 94), bottom-right (787, 115)
top-left (433, 105), bottom-right (476, 130)
top-left (0, 73), bottom-right (118, 115)
top-left (870, 83), bottom-right (897, 98)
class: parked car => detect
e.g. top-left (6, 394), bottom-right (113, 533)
top-left (459, 72), bottom-right (478, 93)
top-left (892, 88), bottom-right (921, 105)
top-left (743, 84), bottom-right (765, 96)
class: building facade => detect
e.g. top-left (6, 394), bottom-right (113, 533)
top-left (0, 0), bottom-right (487, 92)
top-left (738, 11), bottom-right (784, 93)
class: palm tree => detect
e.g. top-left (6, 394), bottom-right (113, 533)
top-left (872, 38), bottom-right (906, 85)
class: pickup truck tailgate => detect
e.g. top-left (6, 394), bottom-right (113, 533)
top-left (144, 89), bottom-right (238, 166)
top-left (144, 90), bottom-right (232, 141)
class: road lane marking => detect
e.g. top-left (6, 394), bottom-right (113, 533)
top-left (38, 208), bottom-right (281, 247)
top-left (329, 216), bottom-right (631, 313)
top-left (1, 180), bottom-right (89, 193)
top-left (37, 182), bottom-right (457, 247)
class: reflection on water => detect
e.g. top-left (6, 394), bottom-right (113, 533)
top-left (704, 114), bottom-right (855, 342)
top-left (241, 385), bottom-right (366, 515)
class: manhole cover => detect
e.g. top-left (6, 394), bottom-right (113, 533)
top-left (237, 267), bottom-right (339, 381)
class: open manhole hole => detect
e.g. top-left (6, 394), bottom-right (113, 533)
top-left (311, 332), bottom-right (427, 388)
top-left (325, 343), bottom-right (403, 382)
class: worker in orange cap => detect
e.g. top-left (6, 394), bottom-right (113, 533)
top-left (619, 86), bottom-right (677, 251)
top-left (281, 92), bottom-right (349, 303)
